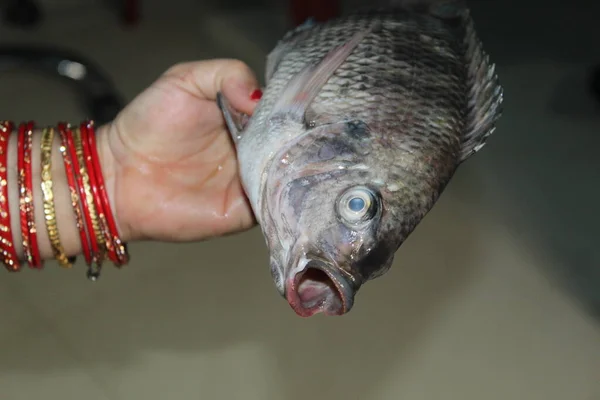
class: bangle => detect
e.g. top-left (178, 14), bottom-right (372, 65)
top-left (0, 121), bottom-right (20, 271)
top-left (71, 126), bottom-right (105, 280)
top-left (24, 122), bottom-right (42, 268)
top-left (17, 123), bottom-right (33, 266)
top-left (40, 127), bottom-right (74, 268)
top-left (58, 123), bottom-right (92, 266)
top-left (1, 120), bottom-right (131, 278)
top-left (64, 125), bottom-right (97, 274)
top-left (82, 121), bottom-right (129, 266)
top-left (18, 122), bottom-right (42, 268)
top-left (78, 123), bottom-right (108, 261)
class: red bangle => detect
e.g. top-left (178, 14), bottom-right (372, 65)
top-left (2, 120), bottom-right (131, 276)
top-left (24, 122), bottom-right (42, 268)
top-left (82, 121), bottom-right (129, 266)
top-left (58, 123), bottom-right (92, 266)
top-left (17, 123), bottom-right (31, 266)
top-left (64, 126), bottom-right (102, 266)
top-left (69, 125), bottom-right (106, 280)
top-left (1, 120), bottom-right (132, 277)
top-left (65, 126), bottom-right (100, 262)
top-left (0, 121), bottom-right (20, 271)
top-left (79, 122), bottom-right (108, 262)
top-left (18, 122), bottom-right (42, 268)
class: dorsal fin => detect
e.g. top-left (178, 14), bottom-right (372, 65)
top-left (268, 30), bottom-right (369, 124)
top-left (458, 9), bottom-right (504, 162)
top-left (391, 1), bottom-right (503, 161)
top-left (265, 18), bottom-right (317, 84)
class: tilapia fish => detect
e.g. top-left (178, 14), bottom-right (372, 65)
top-left (217, 0), bottom-right (503, 317)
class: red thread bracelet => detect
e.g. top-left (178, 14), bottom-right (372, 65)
top-left (58, 123), bottom-right (92, 266)
top-left (0, 121), bottom-right (20, 271)
top-left (83, 121), bottom-right (128, 266)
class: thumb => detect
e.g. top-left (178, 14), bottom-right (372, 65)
top-left (163, 59), bottom-right (260, 115)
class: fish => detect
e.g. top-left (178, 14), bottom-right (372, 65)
top-left (217, 0), bottom-right (503, 317)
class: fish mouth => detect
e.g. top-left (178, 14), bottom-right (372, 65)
top-left (285, 259), bottom-right (355, 317)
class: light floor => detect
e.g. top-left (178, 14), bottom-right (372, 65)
top-left (0, 1), bottom-right (598, 399)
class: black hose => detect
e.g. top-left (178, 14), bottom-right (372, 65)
top-left (0, 46), bottom-right (125, 125)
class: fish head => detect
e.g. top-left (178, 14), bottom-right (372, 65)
top-left (264, 120), bottom-right (409, 318)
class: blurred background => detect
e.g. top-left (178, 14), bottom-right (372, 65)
top-left (0, 0), bottom-right (599, 399)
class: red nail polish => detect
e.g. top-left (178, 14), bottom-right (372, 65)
top-left (250, 89), bottom-right (263, 101)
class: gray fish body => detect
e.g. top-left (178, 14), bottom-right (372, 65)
top-left (218, 3), bottom-right (503, 317)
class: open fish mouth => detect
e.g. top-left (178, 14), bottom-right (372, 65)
top-left (285, 259), bottom-right (355, 317)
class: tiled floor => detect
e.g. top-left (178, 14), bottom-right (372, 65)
top-left (0, 1), bottom-right (599, 399)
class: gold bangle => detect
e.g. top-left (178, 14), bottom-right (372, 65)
top-left (40, 127), bottom-right (73, 268)
top-left (72, 127), bottom-right (105, 266)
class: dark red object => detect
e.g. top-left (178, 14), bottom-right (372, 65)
top-left (0, 121), bottom-right (20, 271)
top-left (290, 0), bottom-right (341, 26)
top-left (123, 0), bottom-right (139, 26)
top-left (58, 123), bottom-right (92, 267)
top-left (82, 122), bottom-right (129, 267)
top-left (250, 89), bottom-right (263, 101)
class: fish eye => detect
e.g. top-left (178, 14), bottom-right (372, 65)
top-left (348, 197), bottom-right (366, 212)
top-left (337, 186), bottom-right (379, 225)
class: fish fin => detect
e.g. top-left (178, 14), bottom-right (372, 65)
top-left (458, 9), bottom-right (504, 162)
top-left (269, 30), bottom-right (368, 124)
top-left (216, 92), bottom-right (250, 144)
top-left (265, 18), bottom-right (317, 84)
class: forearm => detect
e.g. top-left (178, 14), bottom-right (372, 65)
top-left (3, 121), bottom-right (128, 275)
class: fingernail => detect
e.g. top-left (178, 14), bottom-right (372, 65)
top-left (250, 89), bottom-right (263, 101)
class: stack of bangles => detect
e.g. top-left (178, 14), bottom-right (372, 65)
top-left (0, 120), bottom-right (129, 280)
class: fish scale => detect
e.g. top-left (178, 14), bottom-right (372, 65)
top-left (217, 1), bottom-right (503, 317)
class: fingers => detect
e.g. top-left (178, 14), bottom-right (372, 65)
top-left (164, 59), bottom-right (261, 115)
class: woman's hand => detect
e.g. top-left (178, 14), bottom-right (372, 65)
top-left (99, 59), bottom-right (260, 242)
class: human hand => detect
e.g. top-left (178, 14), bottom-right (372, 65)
top-left (98, 59), bottom-right (260, 242)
